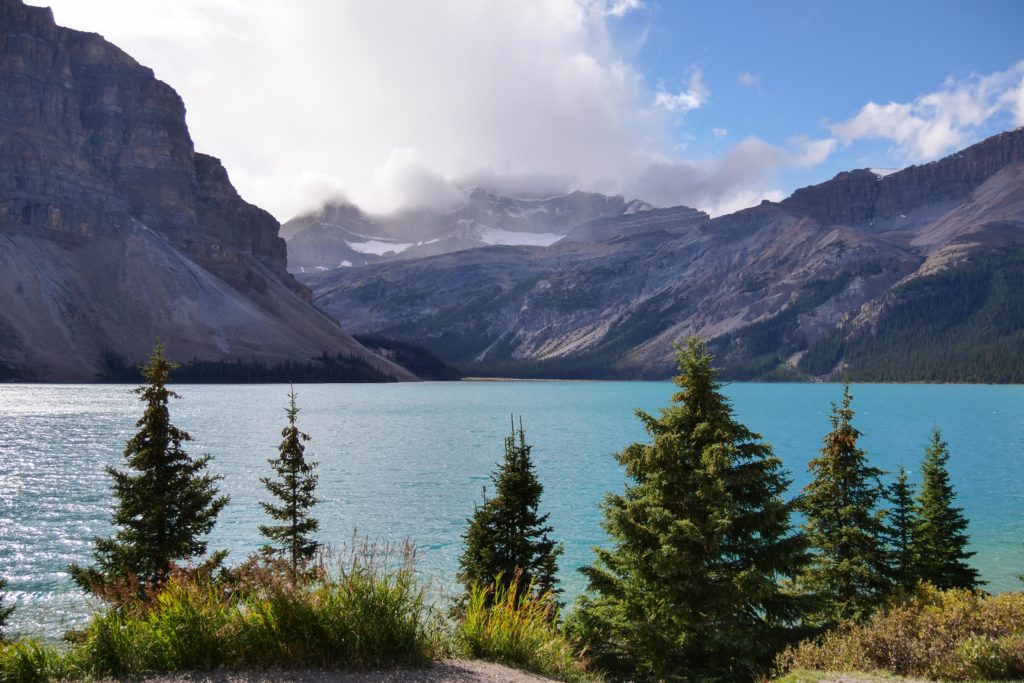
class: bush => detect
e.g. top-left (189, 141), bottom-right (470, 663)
top-left (459, 575), bottom-right (594, 682)
top-left (776, 585), bottom-right (1024, 680)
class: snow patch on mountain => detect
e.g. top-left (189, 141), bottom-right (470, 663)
top-left (347, 240), bottom-right (413, 255)
top-left (477, 227), bottom-right (564, 246)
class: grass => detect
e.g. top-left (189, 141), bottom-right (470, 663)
top-left (1, 549), bottom-right (599, 682)
top-left (458, 576), bottom-right (597, 682)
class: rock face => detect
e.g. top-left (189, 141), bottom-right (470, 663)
top-left (308, 128), bottom-right (1024, 380)
top-left (283, 188), bottom-right (652, 273)
top-left (0, 0), bottom-right (414, 380)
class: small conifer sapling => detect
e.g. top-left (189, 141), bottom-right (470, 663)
top-left (459, 416), bottom-right (562, 602)
top-left (259, 387), bottom-right (320, 576)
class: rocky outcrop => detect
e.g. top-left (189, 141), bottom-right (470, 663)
top-left (308, 129), bottom-right (1024, 380)
top-left (0, 0), bottom-right (414, 380)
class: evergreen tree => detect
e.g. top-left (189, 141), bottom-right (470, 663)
top-left (458, 417), bottom-right (562, 601)
top-left (259, 388), bottom-right (320, 574)
top-left (0, 577), bottom-right (13, 640)
top-left (799, 383), bottom-right (890, 623)
top-left (886, 465), bottom-right (919, 592)
top-left (913, 428), bottom-right (980, 590)
top-left (69, 345), bottom-right (229, 597)
top-left (570, 339), bottom-right (809, 680)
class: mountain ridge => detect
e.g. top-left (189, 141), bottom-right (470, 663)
top-left (307, 128), bottom-right (1024, 381)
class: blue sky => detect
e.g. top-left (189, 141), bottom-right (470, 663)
top-left (614, 0), bottom-right (1024, 195)
top-left (33, 0), bottom-right (1024, 219)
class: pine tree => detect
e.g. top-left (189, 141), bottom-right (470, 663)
top-left (570, 339), bottom-right (809, 680)
top-left (913, 427), bottom-right (980, 590)
top-left (259, 388), bottom-right (320, 575)
top-left (886, 465), bottom-right (919, 592)
top-left (0, 577), bottom-right (13, 640)
top-left (799, 383), bottom-right (890, 623)
top-left (69, 345), bottom-right (229, 597)
top-left (458, 416), bottom-right (562, 601)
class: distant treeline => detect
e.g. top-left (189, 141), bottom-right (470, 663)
top-left (801, 248), bottom-right (1024, 383)
top-left (99, 350), bottom-right (395, 384)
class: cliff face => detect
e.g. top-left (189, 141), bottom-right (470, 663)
top-left (0, 0), bottom-right (414, 380)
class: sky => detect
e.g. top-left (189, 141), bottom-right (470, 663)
top-left (29, 0), bottom-right (1024, 221)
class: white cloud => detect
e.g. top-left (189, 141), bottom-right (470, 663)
top-left (600, 0), bottom-right (644, 17)
top-left (738, 71), bottom-right (759, 88)
top-left (832, 60), bottom-right (1024, 161)
top-left (712, 127), bottom-right (728, 138)
top-left (792, 136), bottom-right (838, 167)
top-left (653, 67), bottom-right (708, 114)
top-left (35, 0), bottom-right (663, 218)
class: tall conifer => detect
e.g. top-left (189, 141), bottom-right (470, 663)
top-left (458, 417), bottom-right (562, 600)
top-left (571, 339), bottom-right (808, 680)
top-left (259, 388), bottom-right (320, 574)
top-left (799, 383), bottom-right (890, 623)
top-left (70, 345), bottom-right (228, 596)
top-left (886, 465), bottom-right (919, 592)
top-left (913, 428), bottom-right (979, 590)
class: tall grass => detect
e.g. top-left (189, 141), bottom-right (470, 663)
top-left (70, 542), bottom-right (447, 678)
top-left (0, 640), bottom-right (76, 683)
top-left (459, 575), bottom-right (595, 682)
top-left (776, 584), bottom-right (1024, 681)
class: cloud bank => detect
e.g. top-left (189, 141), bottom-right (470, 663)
top-left (30, 2), bottom-right (1024, 222)
top-left (831, 60), bottom-right (1024, 161)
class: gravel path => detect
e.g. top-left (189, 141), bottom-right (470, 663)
top-left (137, 660), bottom-right (558, 683)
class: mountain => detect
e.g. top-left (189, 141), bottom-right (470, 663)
top-left (282, 188), bottom-right (653, 272)
top-left (307, 128), bottom-right (1024, 381)
top-left (0, 0), bottom-right (414, 381)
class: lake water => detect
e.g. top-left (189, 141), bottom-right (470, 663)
top-left (1, 381), bottom-right (1022, 638)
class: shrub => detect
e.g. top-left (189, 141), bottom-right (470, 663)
top-left (459, 575), bottom-right (593, 682)
top-left (776, 585), bottom-right (1024, 680)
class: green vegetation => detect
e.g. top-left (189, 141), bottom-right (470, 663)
top-left (459, 577), bottom-right (591, 681)
top-left (776, 585), bottom-right (1024, 681)
top-left (570, 339), bottom-right (809, 681)
top-left (459, 418), bottom-right (562, 601)
top-left (800, 248), bottom-right (1024, 383)
top-left (799, 383), bottom-right (891, 623)
top-left (885, 465), bottom-right (919, 592)
top-left (99, 350), bottom-right (395, 383)
top-left (69, 345), bottom-right (229, 598)
top-left (0, 578), bottom-right (13, 640)
top-left (914, 428), bottom-right (980, 590)
top-left (259, 389), bottom-right (320, 575)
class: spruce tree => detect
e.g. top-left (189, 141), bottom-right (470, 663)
top-left (799, 383), bottom-right (890, 623)
top-left (259, 388), bottom-right (320, 575)
top-left (886, 465), bottom-right (919, 592)
top-left (913, 427), bottom-right (980, 590)
top-left (69, 345), bottom-right (229, 597)
top-left (570, 339), bottom-right (809, 681)
top-left (0, 577), bottom-right (13, 640)
top-left (458, 417), bottom-right (562, 601)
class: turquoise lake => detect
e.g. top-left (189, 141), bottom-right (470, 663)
top-left (1, 381), bottom-right (1022, 638)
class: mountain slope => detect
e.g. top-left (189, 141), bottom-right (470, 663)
top-left (0, 0), bottom-right (414, 381)
top-left (308, 129), bottom-right (1024, 381)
